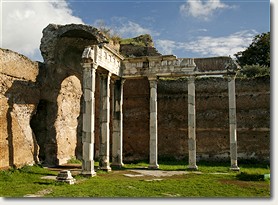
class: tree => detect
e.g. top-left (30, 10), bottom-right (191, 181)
top-left (234, 32), bottom-right (270, 77)
top-left (234, 32), bottom-right (270, 67)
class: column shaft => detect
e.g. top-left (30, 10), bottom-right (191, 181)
top-left (99, 73), bottom-right (112, 171)
top-left (148, 77), bottom-right (159, 169)
top-left (81, 63), bottom-right (97, 176)
top-left (188, 76), bottom-right (198, 170)
top-left (111, 79), bottom-right (125, 168)
top-left (228, 76), bottom-right (240, 171)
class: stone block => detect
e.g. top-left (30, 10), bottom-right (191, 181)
top-left (82, 114), bottom-right (92, 132)
top-left (84, 89), bottom-right (92, 101)
top-left (56, 170), bottom-right (76, 184)
top-left (83, 143), bottom-right (94, 160)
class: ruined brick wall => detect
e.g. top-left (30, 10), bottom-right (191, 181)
top-left (122, 76), bottom-right (270, 163)
top-left (0, 48), bottom-right (40, 169)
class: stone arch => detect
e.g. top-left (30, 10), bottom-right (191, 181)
top-left (34, 24), bottom-right (109, 166)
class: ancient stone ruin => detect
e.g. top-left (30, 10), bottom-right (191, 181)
top-left (0, 24), bottom-right (270, 175)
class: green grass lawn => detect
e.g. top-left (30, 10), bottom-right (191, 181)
top-left (0, 160), bottom-right (270, 198)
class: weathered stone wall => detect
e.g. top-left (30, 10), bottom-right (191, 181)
top-left (0, 22), bottom-right (270, 169)
top-left (122, 76), bottom-right (270, 163)
top-left (0, 48), bottom-right (40, 169)
top-left (0, 46), bottom-right (270, 169)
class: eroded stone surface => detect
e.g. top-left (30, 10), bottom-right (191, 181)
top-left (56, 170), bottom-right (76, 184)
top-left (32, 24), bottom-right (108, 166)
top-left (0, 48), bottom-right (40, 169)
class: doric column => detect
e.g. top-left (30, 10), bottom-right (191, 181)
top-left (111, 79), bottom-right (125, 168)
top-left (81, 62), bottom-right (97, 176)
top-left (228, 75), bottom-right (240, 171)
top-left (148, 77), bottom-right (159, 169)
top-left (99, 72), bottom-right (112, 171)
top-left (188, 76), bottom-right (198, 170)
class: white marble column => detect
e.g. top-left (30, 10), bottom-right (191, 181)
top-left (228, 75), bottom-right (240, 171)
top-left (188, 76), bottom-right (198, 170)
top-left (81, 62), bottom-right (97, 176)
top-left (99, 72), bottom-right (112, 171)
top-left (148, 77), bottom-right (159, 169)
top-left (111, 79), bottom-right (125, 168)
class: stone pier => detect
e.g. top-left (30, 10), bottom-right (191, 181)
top-left (111, 79), bottom-right (125, 168)
top-left (148, 77), bottom-right (159, 169)
top-left (81, 61), bottom-right (97, 176)
top-left (228, 75), bottom-right (240, 171)
top-left (99, 72), bottom-right (112, 171)
top-left (187, 76), bottom-right (198, 170)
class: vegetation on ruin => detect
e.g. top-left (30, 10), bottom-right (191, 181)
top-left (0, 160), bottom-right (270, 198)
top-left (120, 34), bottom-right (154, 47)
top-left (234, 32), bottom-right (270, 78)
top-left (95, 19), bottom-right (121, 45)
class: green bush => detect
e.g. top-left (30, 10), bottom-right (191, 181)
top-left (67, 156), bottom-right (82, 164)
top-left (240, 64), bottom-right (270, 78)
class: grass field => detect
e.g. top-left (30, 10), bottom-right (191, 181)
top-left (0, 160), bottom-right (271, 198)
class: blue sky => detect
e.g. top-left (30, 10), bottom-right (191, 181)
top-left (0, 0), bottom-right (271, 62)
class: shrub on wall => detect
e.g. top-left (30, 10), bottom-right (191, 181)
top-left (239, 64), bottom-right (270, 78)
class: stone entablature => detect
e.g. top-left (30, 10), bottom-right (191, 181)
top-left (122, 55), bottom-right (196, 78)
top-left (121, 55), bottom-right (239, 78)
top-left (82, 45), bottom-right (124, 77)
top-left (82, 43), bottom-right (239, 79)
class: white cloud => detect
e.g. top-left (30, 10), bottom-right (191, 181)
top-left (155, 39), bottom-right (176, 55)
top-left (180, 0), bottom-right (234, 21)
top-left (117, 21), bottom-right (156, 37)
top-left (156, 30), bottom-right (258, 57)
top-left (1, 0), bottom-right (83, 61)
top-left (105, 17), bottom-right (160, 38)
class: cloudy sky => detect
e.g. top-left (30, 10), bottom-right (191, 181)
top-left (0, 0), bottom-right (271, 62)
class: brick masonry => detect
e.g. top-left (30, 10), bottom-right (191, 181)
top-left (121, 76), bottom-right (270, 163)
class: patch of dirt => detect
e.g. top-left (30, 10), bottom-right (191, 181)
top-left (129, 169), bottom-right (196, 177)
top-left (24, 189), bottom-right (53, 197)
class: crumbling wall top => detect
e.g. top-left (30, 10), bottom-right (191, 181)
top-left (40, 23), bottom-right (109, 64)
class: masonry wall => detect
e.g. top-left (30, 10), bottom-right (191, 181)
top-left (0, 48), bottom-right (40, 169)
top-left (122, 76), bottom-right (270, 163)
top-left (0, 47), bottom-right (270, 169)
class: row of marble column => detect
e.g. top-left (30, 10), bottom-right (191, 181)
top-left (148, 75), bottom-right (239, 171)
top-left (81, 62), bottom-right (124, 176)
top-left (81, 62), bottom-right (239, 176)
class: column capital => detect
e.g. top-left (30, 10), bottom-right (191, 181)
top-left (100, 72), bottom-right (112, 78)
top-left (81, 61), bottom-right (98, 70)
top-left (148, 76), bottom-right (158, 89)
top-left (121, 78), bottom-right (126, 85)
top-left (227, 74), bottom-right (236, 81)
top-left (147, 76), bottom-right (158, 81)
top-left (187, 75), bottom-right (196, 83)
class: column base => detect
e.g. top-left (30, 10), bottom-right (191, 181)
top-left (81, 170), bottom-right (96, 177)
top-left (187, 165), bottom-right (198, 171)
top-left (111, 163), bottom-right (124, 169)
top-left (148, 164), bottom-right (159, 170)
top-left (230, 165), bottom-right (240, 171)
top-left (99, 166), bottom-right (112, 172)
